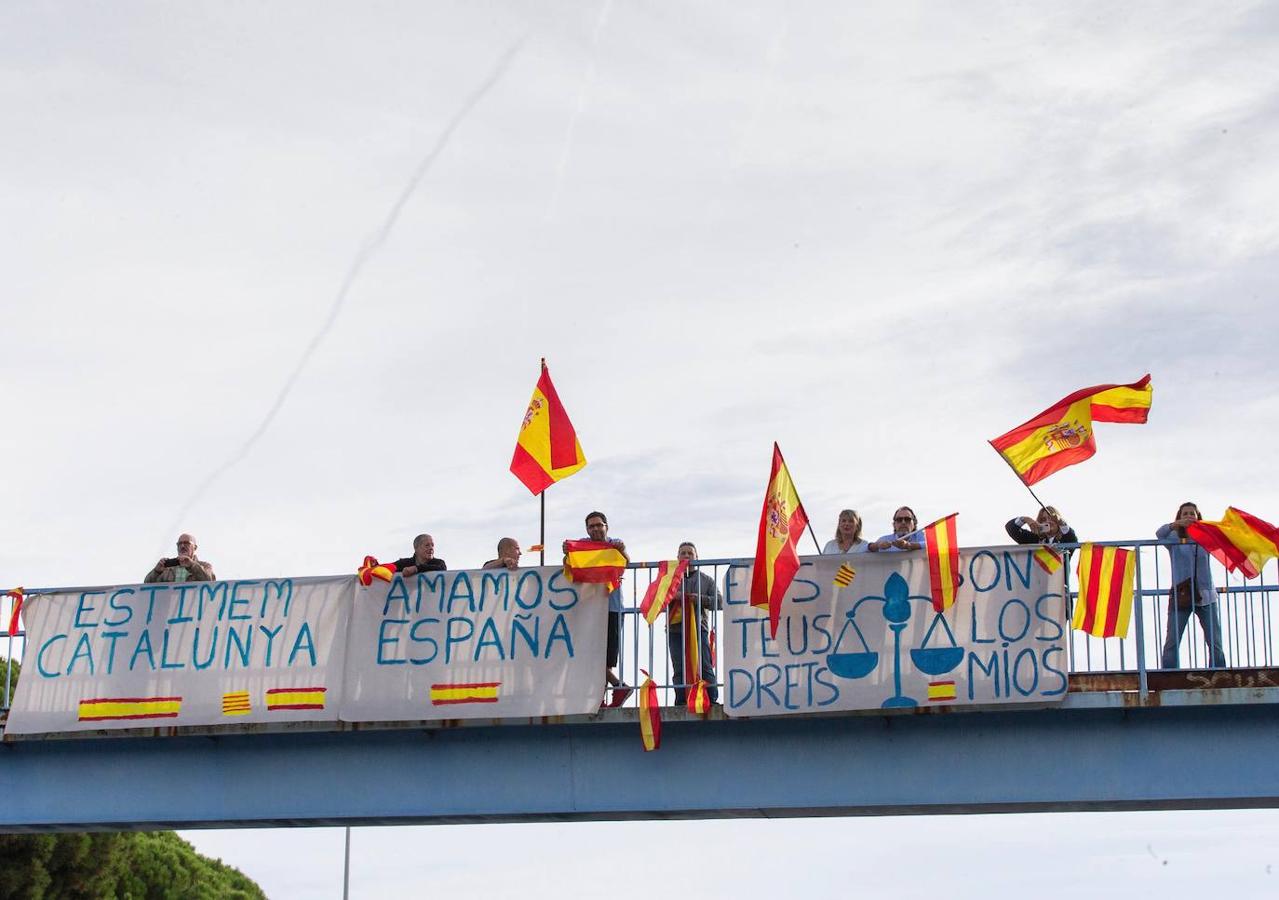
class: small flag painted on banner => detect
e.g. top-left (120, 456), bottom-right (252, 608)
top-left (833, 563), bottom-right (856, 588)
top-left (265, 687), bottom-right (327, 711)
top-left (1033, 546), bottom-right (1063, 574)
top-left (429, 682), bottom-right (501, 705)
top-left (927, 681), bottom-right (957, 703)
top-left (638, 671), bottom-right (661, 752)
top-left (78, 696), bottom-right (182, 722)
top-left (221, 691), bottom-right (251, 716)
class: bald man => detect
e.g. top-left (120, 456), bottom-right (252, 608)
top-left (482, 538), bottom-right (522, 570)
top-left (145, 533), bottom-right (216, 583)
top-left (393, 533), bottom-right (447, 576)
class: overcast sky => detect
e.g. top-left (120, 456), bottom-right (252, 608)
top-left (4, 0), bottom-right (1279, 895)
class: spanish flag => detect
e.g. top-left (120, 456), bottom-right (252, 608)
top-left (1188, 507), bottom-right (1279, 579)
top-left (922, 513), bottom-right (961, 612)
top-left (989, 375), bottom-right (1152, 486)
top-left (357, 555), bottom-right (397, 586)
top-left (5, 587), bottom-right (23, 637)
top-left (640, 559), bottom-right (689, 625)
top-left (78, 696), bottom-right (182, 722)
top-left (430, 682), bottom-right (501, 705)
top-left (509, 359), bottom-right (587, 495)
top-left (1033, 546), bottom-right (1064, 575)
top-left (265, 686), bottom-right (326, 711)
top-left (687, 680), bottom-right (711, 715)
top-left (638, 671), bottom-right (661, 751)
top-left (750, 443), bottom-right (810, 638)
top-left (927, 680), bottom-right (957, 702)
top-left (1073, 544), bottom-right (1135, 638)
top-left (563, 540), bottom-right (628, 592)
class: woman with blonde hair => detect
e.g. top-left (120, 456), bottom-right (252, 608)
top-left (823, 509), bottom-right (868, 554)
top-left (1005, 505), bottom-right (1078, 545)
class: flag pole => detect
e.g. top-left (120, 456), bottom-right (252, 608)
top-left (990, 444), bottom-right (1049, 513)
top-left (775, 444), bottom-right (824, 555)
top-left (540, 489), bottom-right (546, 566)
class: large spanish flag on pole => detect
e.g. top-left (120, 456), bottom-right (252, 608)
top-left (750, 443), bottom-right (810, 639)
top-left (1188, 507), bottom-right (1279, 579)
top-left (1072, 544), bottom-right (1136, 638)
top-left (509, 359), bottom-right (587, 495)
top-left (989, 375), bottom-right (1152, 486)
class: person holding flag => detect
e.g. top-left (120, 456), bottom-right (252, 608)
top-left (564, 511), bottom-right (632, 707)
top-left (1005, 506), bottom-right (1078, 545)
top-left (869, 506), bottom-right (923, 552)
top-left (1157, 502), bottom-right (1226, 669)
top-left (666, 541), bottom-right (721, 706)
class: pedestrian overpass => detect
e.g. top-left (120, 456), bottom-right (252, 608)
top-left (4, 542), bottom-right (1279, 832)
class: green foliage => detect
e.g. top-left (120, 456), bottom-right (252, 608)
top-left (0, 830), bottom-right (265, 900)
top-left (0, 659), bottom-right (263, 899)
top-left (2, 654), bottom-right (18, 703)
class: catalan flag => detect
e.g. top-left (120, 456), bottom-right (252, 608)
top-left (5, 587), bottom-right (23, 637)
top-left (1073, 544), bottom-right (1136, 638)
top-left (357, 555), bottom-right (397, 586)
top-left (509, 359), bottom-right (587, 495)
top-left (922, 513), bottom-right (961, 612)
top-left (265, 686), bottom-right (326, 711)
top-left (833, 563), bottom-right (856, 588)
top-left (927, 680), bottom-right (957, 703)
top-left (750, 443), bottom-right (810, 638)
top-left (430, 682), bottom-right (501, 705)
top-left (1188, 507), bottom-right (1279, 580)
top-left (78, 696), bottom-right (182, 722)
top-left (990, 375), bottom-right (1153, 486)
top-left (563, 540), bottom-right (628, 592)
top-left (1033, 546), bottom-right (1064, 575)
top-left (221, 691), bottom-right (251, 716)
top-left (640, 559), bottom-right (689, 625)
top-left (638, 671), bottom-right (661, 751)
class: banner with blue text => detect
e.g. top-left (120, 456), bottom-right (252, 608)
top-left (721, 548), bottom-right (1069, 716)
top-left (5, 575), bottom-right (350, 734)
top-left (340, 567), bottom-right (607, 720)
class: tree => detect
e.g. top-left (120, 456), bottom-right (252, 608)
top-left (0, 658), bottom-right (265, 899)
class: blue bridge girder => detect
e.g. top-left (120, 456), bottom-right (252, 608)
top-left (3, 687), bottom-right (1279, 832)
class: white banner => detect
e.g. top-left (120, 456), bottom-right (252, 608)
top-left (721, 548), bottom-right (1069, 716)
top-left (340, 566), bottom-right (608, 721)
top-left (5, 575), bottom-right (351, 734)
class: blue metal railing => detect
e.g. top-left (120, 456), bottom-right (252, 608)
top-left (4, 541), bottom-right (1277, 716)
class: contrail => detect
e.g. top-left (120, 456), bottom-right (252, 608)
top-left (160, 37), bottom-right (527, 549)
top-left (544, 0), bottom-right (613, 223)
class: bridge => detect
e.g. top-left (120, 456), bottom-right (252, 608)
top-left (3, 541), bottom-right (1279, 832)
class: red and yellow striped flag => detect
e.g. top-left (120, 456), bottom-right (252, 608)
top-left (750, 443), bottom-right (810, 638)
top-left (265, 687), bottom-right (326, 711)
top-left (1073, 544), bottom-right (1136, 638)
top-left (221, 691), bottom-right (251, 716)
top-left (563, 540), bottom-right (628, 592)
top-left (922, 513), bottom-right (961, 612)
top-left (1188, 507), bottom-right (1279, 579)
top-left (1033, 546), bottom-right (1064, 575)
top-left (5, 587), bottom-right (23, 637)
top-left (430, 682), bottom-right (501, 705)
top-left (927, 680), bottom-right (957, 703)
top-left (638, 671), bottom-right (661, 751)
top-left (989, 375), bottom-right (1152, 486)
top-left (509, 359), bottom-right (587, 495)
top-left (640, 559), bottom-right (689, 625)
top-left (687, 680), bottom-right (711, 715)
top-left (78, 696), bottom-right (182, 722)
top-left (833, 563), bottom-right (856, 588)
top-left (356, 555), bottom-right (397, 586)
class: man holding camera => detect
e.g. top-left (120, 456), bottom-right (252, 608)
top-left (144, 533), bottom-right (216, 583)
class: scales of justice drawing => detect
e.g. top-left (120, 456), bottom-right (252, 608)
top-left (826, 571), bottom-right (963, 708)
